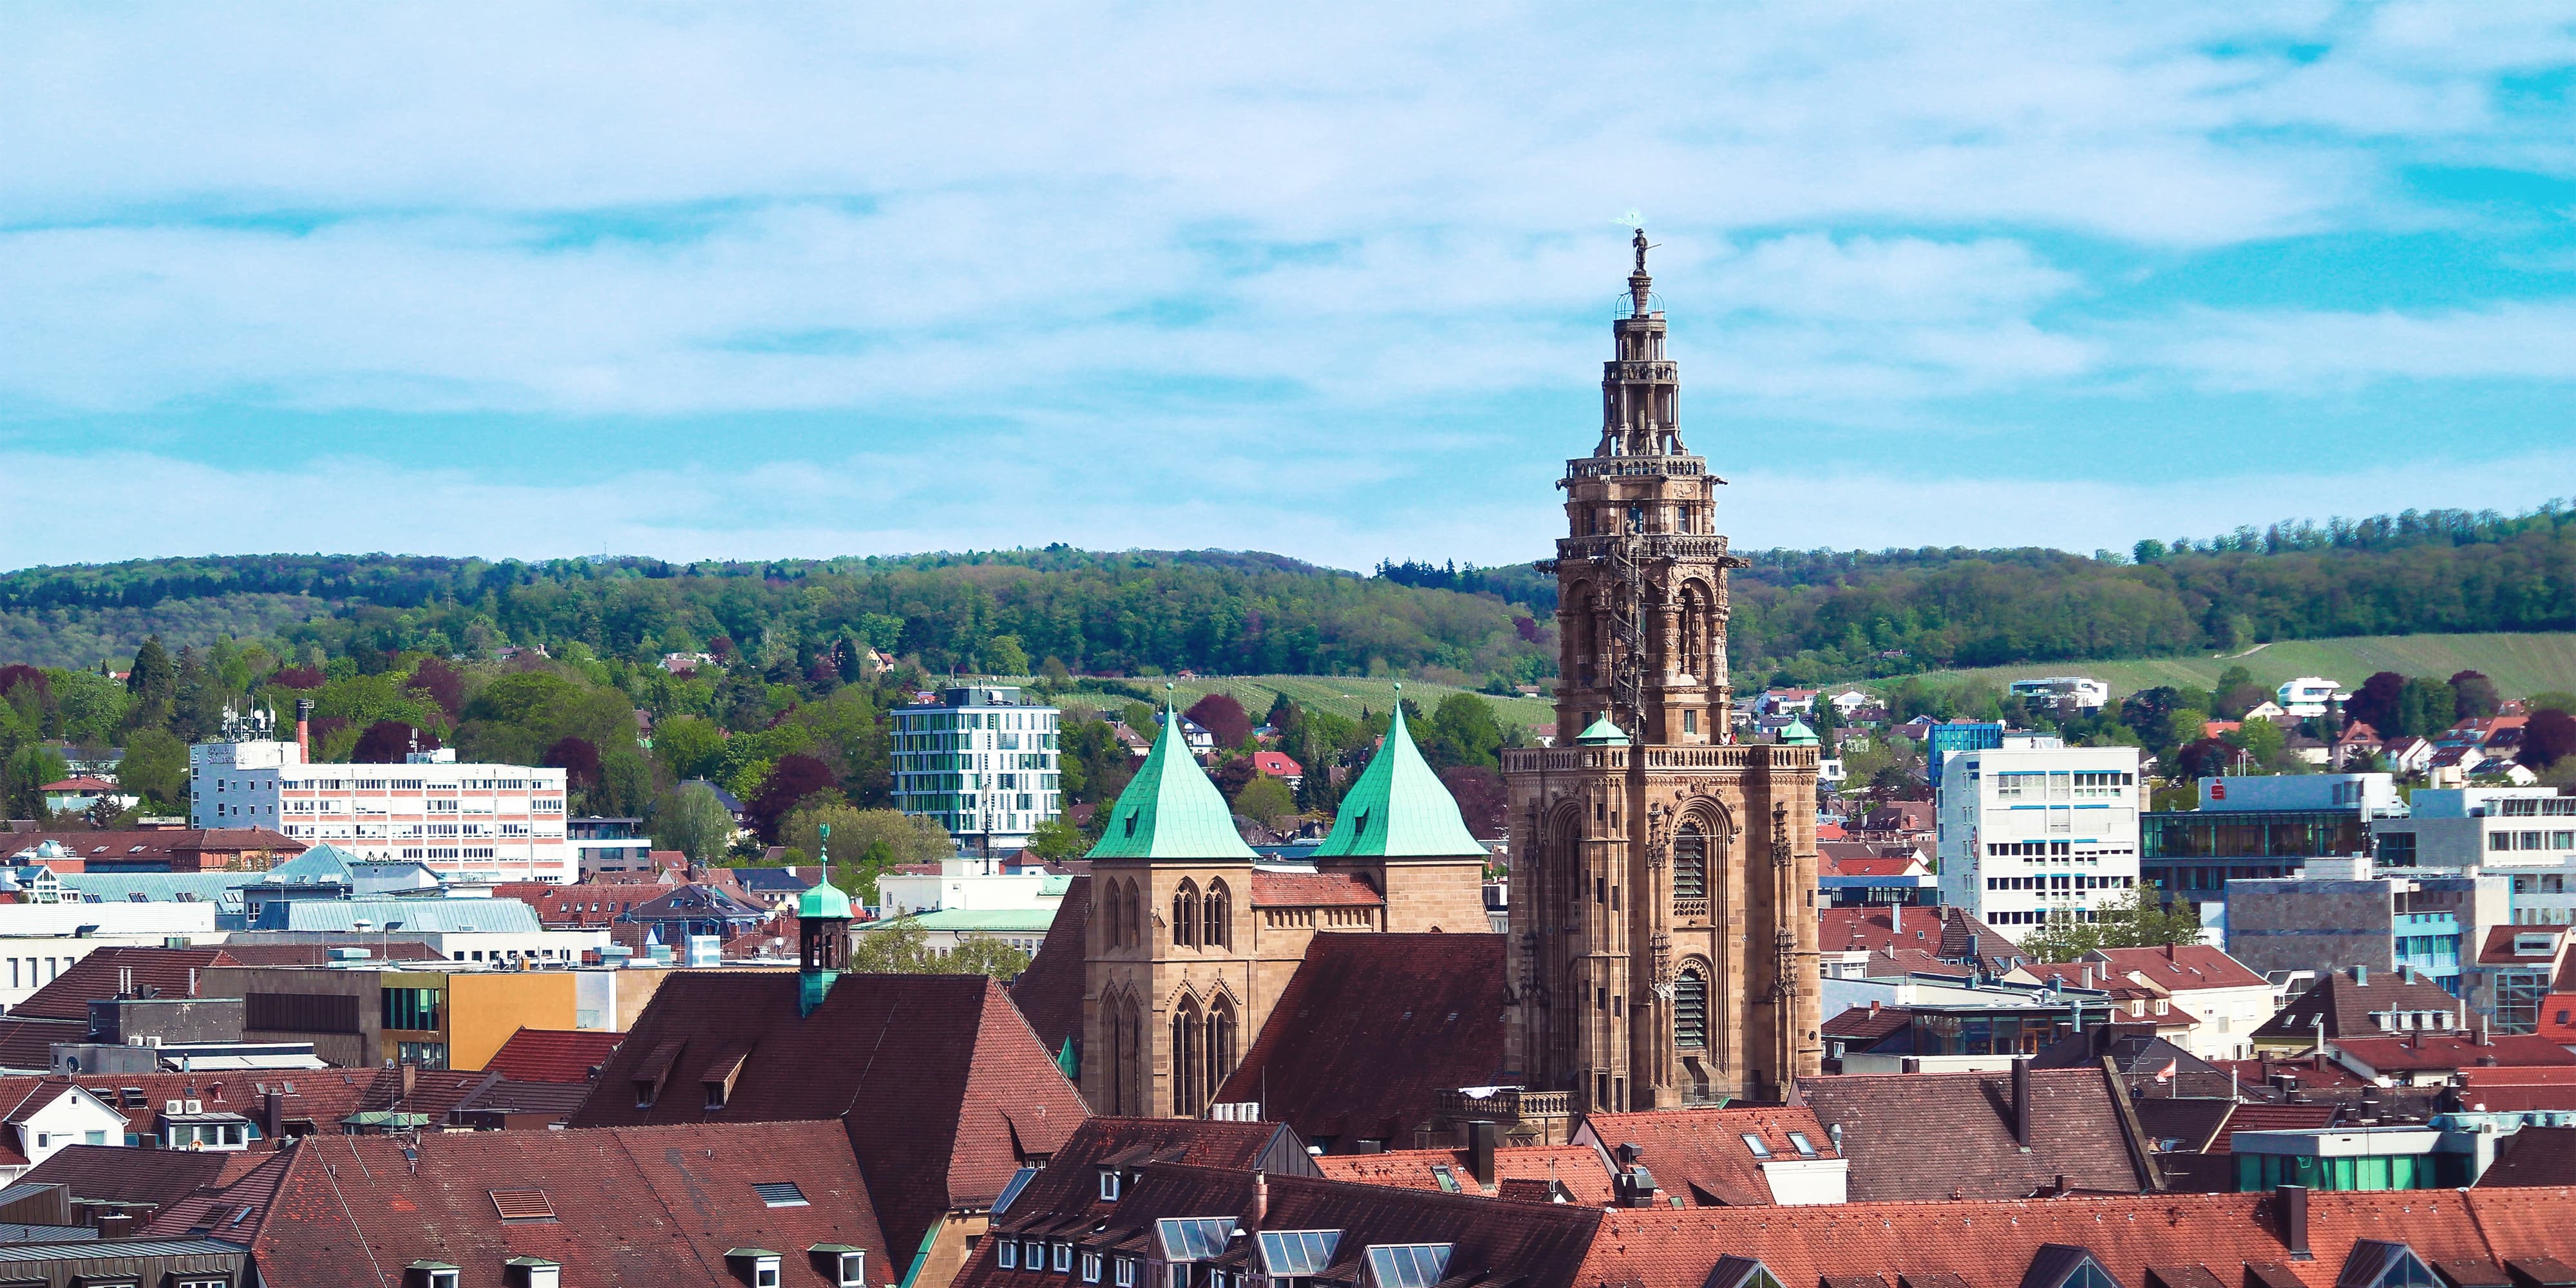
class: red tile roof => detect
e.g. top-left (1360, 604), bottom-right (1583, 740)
top-left (1212, 933), bottom-right (1508, 1146)
top-left (965, 1162), bottom-right (1602, 1288)
top-left (0, 828), bottom-right (305, 870)
top-left (2211, 1103), bottom-right (2339, 1153)
top-left (2085, 945), bottom-right (2270, 992)
top-left (1247, 870), bottom-right (1384, 907)
top-left (1315, 1144), bottom-right (1613, 1204)
top-left (2251, 969), bottom-right (2465, 1041)
top-left (1009, 875), bottom-right (1090, 1059)
top-left (571, 971), bottom-right (1088, 1256)
top-left (1250, 752), bottom-right (1303, 778)
top-left (2331, 1033), bottom-right (2576, 1075)
top-left (1794, 1068), bottom-right (2154, 1201)
top-left (498, 882), bottom-right (704, 926)
top-left (23, 1142), bottom-right (245, 1210)
top-left (1819, 905), bottom-right (2023, 973)
top-left (2477, 925), bottom-right (2571, 966)
top-left (987, 1117), bottom-right (1305, 1238)
top-left (6, 945), bottom-right (231, 1020)
top-left (214, 1121), bottom-right (895, 1288)
top-left (2477, 1125), bottom-right (2576, 1188)
top-left (483, 1028), bottom-right (627, 1084)
top-left (1577, 1106), bottom-right (1840, 1206)
top-left (1573, 1187), bottom-right (2576, 1288)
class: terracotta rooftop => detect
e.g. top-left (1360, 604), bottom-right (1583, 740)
top-left (989, 1117), bottom-right (1311, 1238)
top-left (207, 1121), bottom-right (894, 1288)
top-left (1315, 1144), bottom-right (1613, 1205)
top-left (2477, 1125), bottom-right (2576, 1188)
top-left (1819, 905), bottom-right (2024, 973)
top-left (2251, 969), bottom-right (2467, 1041)
top-left (1795, 1067), bottom-right (2154, 1202)
top-left (963, 1161), bottom-right (1600, 1288)
top-left (1577, 1105), bottom-right (1840, 1207)
top-left (571, 971), bottom-right (1088, 1260)
top-left (1573, 1186), bottom-right (2576, 1288)
top-left (1211, 933), bottom-right (1508, 1148)
top-left (1247, 869), bottom-right (1385, 907)
top-left (483, 1028), bottom-right (627, 1084)
top-left (2085, 945), bottom-right (2270, 992)
top-left (2330, 1033), bottom-right (2576, 1075)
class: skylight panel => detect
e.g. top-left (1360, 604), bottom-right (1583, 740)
top-left (1258, 1231), bottom-right (1342, 1277)
top-left (1365, 1244), bottom-right (1453, 1288)
top-left (754, 1182), bottom-right (809, 1208)
top-left (1157, 1217), bottom-right (1235, 1262)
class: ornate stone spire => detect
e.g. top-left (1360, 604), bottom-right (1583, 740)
top-left (1602, 229), bottom-right (1681, 458)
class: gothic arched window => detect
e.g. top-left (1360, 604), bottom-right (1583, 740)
top-left (1674, 968), bottom-right (1708, 1050)
top-left (1173, 880), bottom-right (1199, 949)
top-left (1171, 996), bottom-right (1204, 1116)
top-left (1202, 879), bottom-right (1230, 951)
top-left (1673, 824), bottom-right (1707, 902)
top-left (1208, 996), bottom-right (1239, 1097)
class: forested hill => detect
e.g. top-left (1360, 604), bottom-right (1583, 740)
top-left (3, 502), bottom-right (2570, 685)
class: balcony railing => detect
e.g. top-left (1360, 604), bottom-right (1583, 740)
top-left (1435, 1087), bottom-right (1572, 1121)
top-left (1672, 898), bottom-right (1709, 920)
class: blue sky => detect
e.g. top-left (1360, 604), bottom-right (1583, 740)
top-left (3, 3), bottom-right (2572, 573)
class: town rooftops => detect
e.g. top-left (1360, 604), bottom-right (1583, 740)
top-left (262, 896), bottom-right (544, 934)
top-left (1311, 699), bottom-right (1484, 860)
top-left (1086, 705), bottom-right (1259, 862)
top-left (2331, 1034), bottom-right (2576, 1076)
top-left (2085, 944), bottom-right (2271, 992)
top-left (1316, 1144), bottom-right (1613, 1205)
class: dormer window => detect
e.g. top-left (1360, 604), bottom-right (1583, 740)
top-left (811, 1247), bottom-right (866, 1287)
top-left (506, 1257), bottom-right (561, 1288)
top-left (1099, 1169), bottom-right (1121, 1201)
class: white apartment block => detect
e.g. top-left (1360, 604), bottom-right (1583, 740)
top-left (2007, 676), bottom-right (2111, 713)
top-left (191, 739), bottom-right (572, 883)
top-left (2275, 676), bottom-right (2347, 719)
top-left (1936, 737), bottom-right (2144, 943)
top-left (891, 685), bottom-right (1062, 852)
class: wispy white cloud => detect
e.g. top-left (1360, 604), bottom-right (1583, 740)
top-left (0, 3), bottom-right (2571, 568)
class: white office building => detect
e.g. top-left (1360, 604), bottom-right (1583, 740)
top-left (191, 739), bottom-right (572, 884)
top-left (2275, 676), bottom-right (2348, 719)
top-left (2370, 786), bottom-right (2576, 925)
top-left (1936, 735), bottom-right (2145, 943)
top-left (891, 685), bottom-right (1062, 852)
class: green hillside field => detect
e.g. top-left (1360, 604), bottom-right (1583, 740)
top-left (1858, 632), bottom-right (2576, 704)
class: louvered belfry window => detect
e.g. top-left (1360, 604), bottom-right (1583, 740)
top-left (1674, 970), bottom-right (1708, 1049)
top-left (1672, 826), bottom-right (1707, 900)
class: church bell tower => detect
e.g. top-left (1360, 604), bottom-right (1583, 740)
top-left (1501, 230), bottom-right (1822, 1108)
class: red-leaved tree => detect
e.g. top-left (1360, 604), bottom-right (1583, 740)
top-left (1186, 693), bottom-right (1253, 750)
top-left (750, 753), bottom-right (838, 843)
top-left (352, 721), bottom-right (439, 764)
top-left (2522, 709), bottom-right (2576, 772)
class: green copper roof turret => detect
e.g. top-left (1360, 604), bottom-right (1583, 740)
top-left (1575, 714), bottom-right (1630, 746)
top-left (1084, 697), bottom-right (1258, 862)
top-left (1312, 690), bottom-right (1486, 860)
top-left (1779, 718), bottom-right (1819, 746)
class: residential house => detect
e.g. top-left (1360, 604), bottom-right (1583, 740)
top-left (2465, 927), bottom-right (2575, 1033)
top-left (0, 1083), bottom-right (133, 1182)
top-left (2325, 1032), bottom-right (2576, 1085)
top-left (1316, 1138), bottom-right (1615, 1204)
top-left (2383, 735), bottom-right (2436, 775)
top-left (2334, 722), bottom-right (2387, 770)
top-left (38, 777), bottom-right (135, 815)
top-left (1248, 750), bottom-right (1303, 786)
top-left (1818, 905), bottom-right (2028, 976)
top-left (2078, 944), bottom-right (2278, 1061)
top-left (3, 828), bottom-right (307, 873)
top-left (482, 1027), bottom-right (625, 1084)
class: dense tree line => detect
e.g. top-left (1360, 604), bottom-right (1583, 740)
top-left (4, 500), bottom-right (2569, 691)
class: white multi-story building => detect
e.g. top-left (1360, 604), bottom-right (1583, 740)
top-left (2275, 676), bottom-right (2347, 719)
top-left (2006, 676), bottom-right (2111, 714)
top-left (890, 685), bottom-right (1062, 852)
top-left (191, 739), bottom-right (571, 884)
top-left (1935, 735), bottom-right (2145, 944)
top-left (2371, 786), bottom-right (2576, 925)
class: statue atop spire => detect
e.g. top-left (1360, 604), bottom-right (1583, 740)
top-left (1629, 226), bottom-right (1656, 317)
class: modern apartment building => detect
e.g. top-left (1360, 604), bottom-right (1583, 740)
top-left (2141, 773), bottom-right (2405, 910)
top-left (191, 739), bottom-right (572, 883)
top-left (2275, 676), bottom-right (2348, 718)
top-left (1935, 737), bottom-right (2145, 942)
top-left (891, 685), bottom-right (1062, 852)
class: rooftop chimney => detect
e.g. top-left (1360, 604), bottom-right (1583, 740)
top-left (2277, 1184), bottom-right (2310, 1258)
top-left (2011, 1058), bottom-right (2032, 1150)
top-left (294, 698), bottom-right (314, 762)
top-left (2351, 965), bottom-right (2368, 987)
top-left (1890, 904), bottom-right (1902, 934)
top-left (1467, 1121), bottom-right (1499, 1188)
top-left (1249, 1170), bottom-right (1267, 1229)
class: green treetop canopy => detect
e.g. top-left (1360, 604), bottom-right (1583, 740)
top-left (1084, 701), bottom-right (1259, 862)
top-left (1310, 696), bottom-right (1486, 859)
